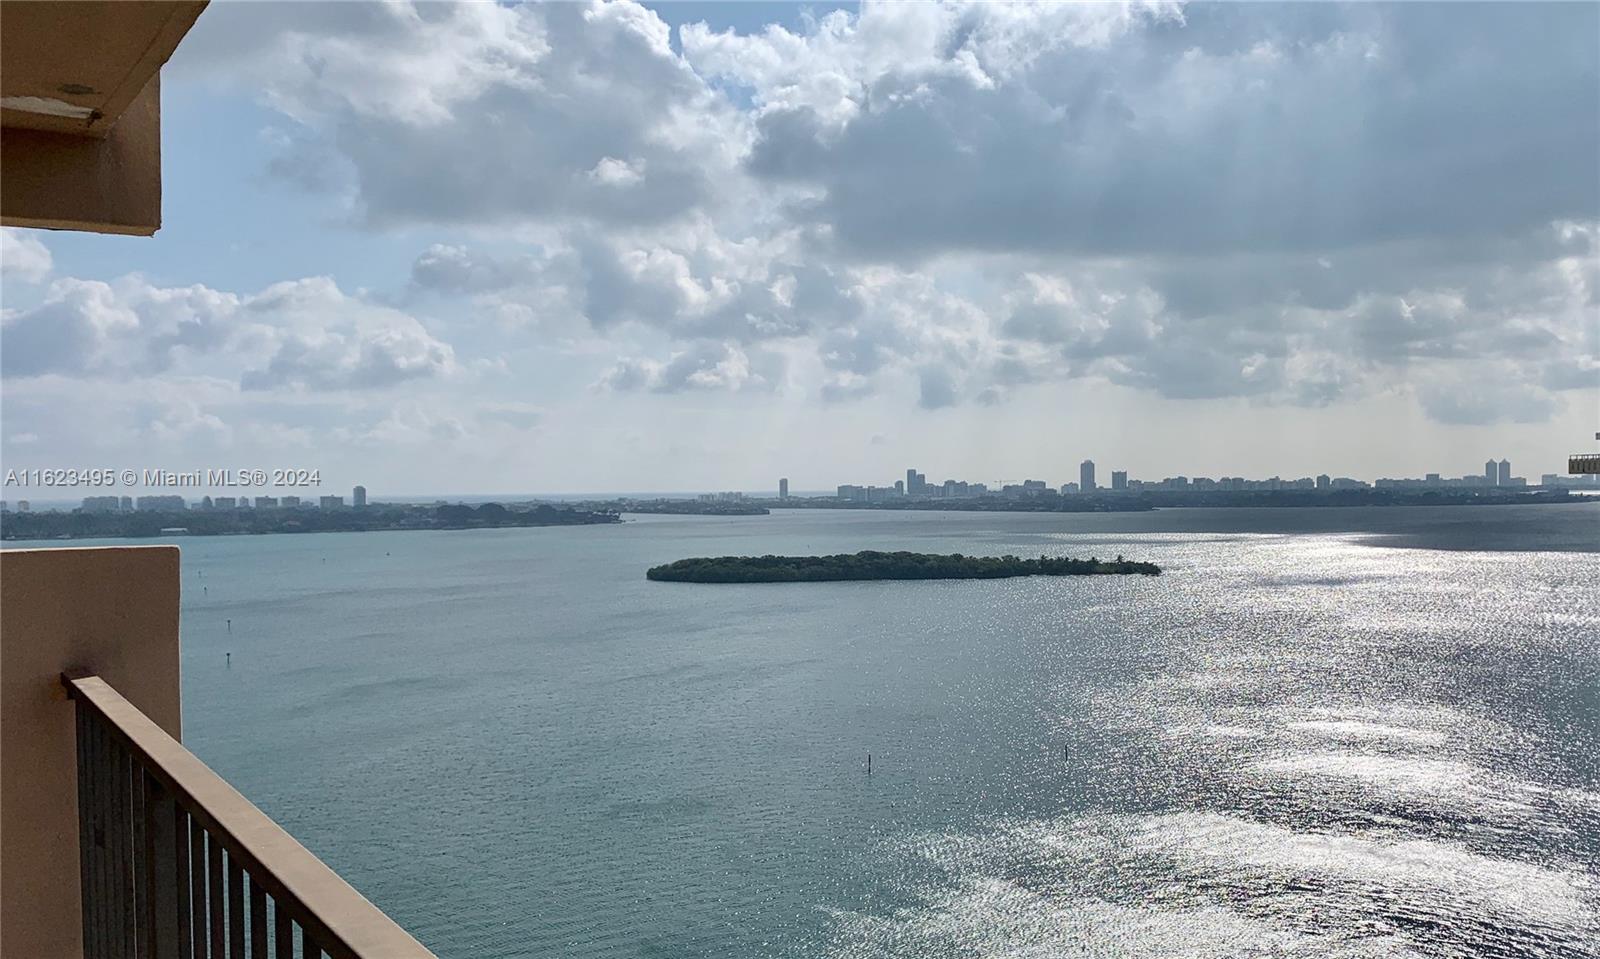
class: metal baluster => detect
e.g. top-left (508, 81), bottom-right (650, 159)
top-left (190, 825), bottom-right (207, 957)
top-left (90, 713), bottom-right (109, 959)
top-left (208, 833), bottom-right (226, 958)
top-left (111, 738), bottom-right (133, 959)
top-left (272, 905), bottom-right (292, 959)
top-left (228, 853), bottom-right (245, 957)
top-left (76, 707), bottom-right (96, 958)
top-left (249, 875), bottom-right (268, 959)
top-left (175, 806), bottom-right (193, 959)
top-left (145, 772), bottom-right (182, 958)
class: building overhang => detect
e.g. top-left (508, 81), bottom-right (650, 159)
top-left (0, 1), bottom-right (208, 236)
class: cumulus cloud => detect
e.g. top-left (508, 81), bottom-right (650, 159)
top-left (1, 230), bottom-right (53, 283)
top-left (409, 244), bottom-right (542, 295)
top-left (350, 402), bottom-right (468, 447)
top-left (405, 229), bottom-right (866, 343)
top-left (1, 273), bottom-right (456, 393)
top-left (573, 232), bottom-right (835, 341)
top-left (712, 2), bottom-right (1598, 259)
top-left (184, 1), bottom-right (744, 229)
top-left (240, 279), bottom-right (457, 391)
top-left (1, 277), bottom-right (235, 378)
top-left (239, 322), bottom-right (455, 392)
top-left (154, 0), bottom-right (1599, 429)
top-left (600, 341), bottom-right (782, 394)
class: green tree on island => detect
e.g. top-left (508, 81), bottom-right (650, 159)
top-left (646, 550), bottom-right (1160, 583)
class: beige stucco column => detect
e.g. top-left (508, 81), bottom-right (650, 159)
top-left (0, 546), bottom-right (181, 959)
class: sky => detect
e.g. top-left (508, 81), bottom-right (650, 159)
top-left (1, 0), bottom-right (1597, 497)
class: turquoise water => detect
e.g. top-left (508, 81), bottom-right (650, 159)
top-left (12, 505), bottom-right (1600, 957)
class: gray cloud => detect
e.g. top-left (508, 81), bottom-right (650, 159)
top-left (409, 244), bottom-right (540, 295)
top-left (917, 365), bottom-right (959, 409)
top-left (240, 325), bottom-right (455, 392)
top-left (732, 3), bottom-right (1599, 260)
top-left (161, 1), bottom-right (1598, 428)
top-left (186, 1), bottom-right (741, 230)
top-left (600, 341), bottom-right (783, 394)
top-left (1418, 368), bottom-right (1564, 426)
top-left (477, 404), bottom-right (544, 430)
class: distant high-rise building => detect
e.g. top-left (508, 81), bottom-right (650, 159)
top-left (255, 496), bottom-right (278, 509)
top-left (119, 495), bottom-right (133, 511)
top-left (1080, 459), bottom-right (1096, 492)
top-left (213, 497), bottom-right (236, 509)
top-left (1316, 474), bottom-right (1331, 490)
top-left (282, 495), bottom-right (301, 507)
top-left (905, 468), bottom-right (928, 495)
top-left (1111, 470), bottom-right (1128, 491)
top-left (17, 500), bottom-right (31, 512)
top-left (778, 478), bottom-right (789, 499)
top-left (82, 496), bottom-right (121, 512)
top-left (136, 495), bottom-right (187, 511)
top-left (320, 495), bottom-right (344, 509)
top-left (1485, 459), bottom-right (1498, 486)
top-left (353, 485), bottom-right (368, 508)
top-left (1497, 459), bottom-right (1511, 486)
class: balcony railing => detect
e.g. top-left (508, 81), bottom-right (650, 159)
top-left (63, 673), bottom-right (437, 959)
top-left (1569, 453), bottom-right (1600, 475)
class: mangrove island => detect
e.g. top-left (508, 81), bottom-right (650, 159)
top-left (646, 550), bottom-right (1161, 583)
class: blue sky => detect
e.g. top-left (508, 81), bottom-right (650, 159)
top-left (2, 1), bottom-right (1596, 497)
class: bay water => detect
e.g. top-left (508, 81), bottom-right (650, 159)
top-left (16, 505), bottom-right (1599, 957)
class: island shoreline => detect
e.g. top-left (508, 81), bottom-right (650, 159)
top-left (647, 550), bottom-right (1161, 583)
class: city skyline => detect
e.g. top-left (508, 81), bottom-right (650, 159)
top-left (822, 452), bottom-right (1600, 502)
top-left (13, 446), bottom-right (1600, 515)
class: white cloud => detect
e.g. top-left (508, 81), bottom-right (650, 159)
top-left (237, 278), bottom-right (458, 391)
top-left (588, 157), bottom-right (646, 187)
top-left (162, 1), bottom-right (1600, 422)
top-left (1, 273), bottom-right (456, 393)
top-left (183, 1), bottom-right (746, 229)
top-left (600, 341), bottom-right (782, 394)
top-left (2, 277), bottom-right (190, 378)
top-left (1, 230), bottom-right (52, 283)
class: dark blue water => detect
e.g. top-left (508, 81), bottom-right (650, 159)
top-left (11, 505), bottom-right (1599, 956)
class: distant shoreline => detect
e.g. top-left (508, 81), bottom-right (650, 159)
top-left (647, 550), bottom-right (1161, 583)
top-left (768, 489), bottom-right (1589, 512)
top-left (0, 502), bottom-right (620, 542)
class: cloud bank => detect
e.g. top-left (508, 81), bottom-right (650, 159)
top-left (3, 1), bottom-right (1596, 490)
